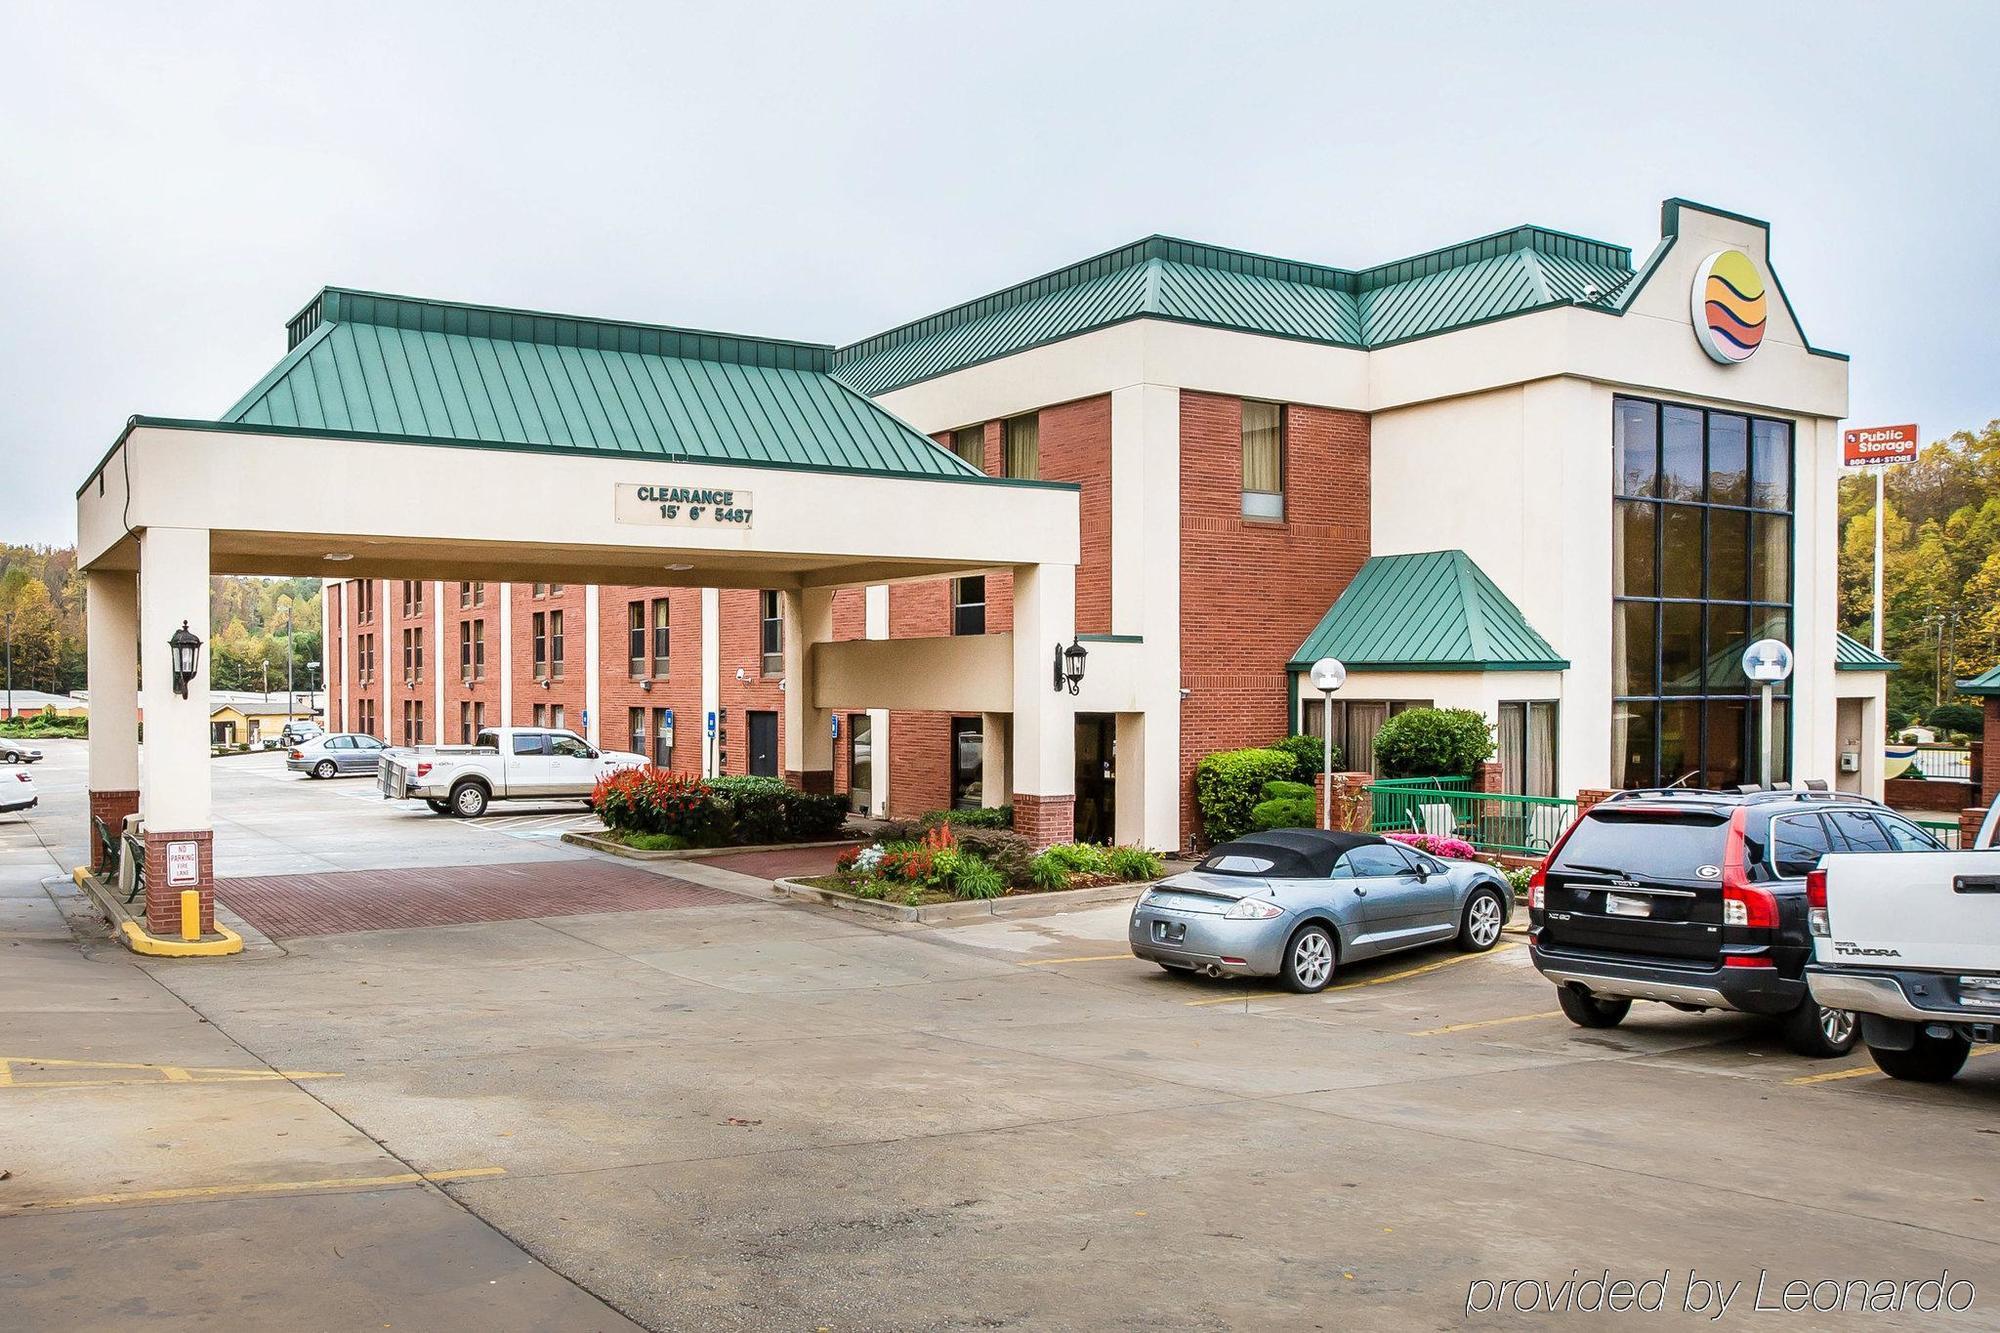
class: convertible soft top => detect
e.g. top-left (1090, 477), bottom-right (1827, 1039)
top-left (1197, 828), bottom-right (1387, 879)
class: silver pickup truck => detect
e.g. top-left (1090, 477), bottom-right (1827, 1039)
top-left (1806, 797), bottom-right (1999, 1082)
top-left (380, 726), bottom-right (644, 817)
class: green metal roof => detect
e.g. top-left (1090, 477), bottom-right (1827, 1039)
top-left (1957, 662), bottom-right (2000, 695)
top-left (225, 288), bottom-right (980, 478)
top-left (1287, 550), bottom-right (1567, 673)
top-left (1835, 631), bottom-right (1900, 672)
top-left (833, 229), bottom-right (1635, 395)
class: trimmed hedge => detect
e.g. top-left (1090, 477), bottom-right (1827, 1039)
top-left (1269, 733), bottom-right (1333, 778)
top-left (1374, 707), bottom-right (1494, 779)
top-left (1195, 747), bottom-right (1298, 845)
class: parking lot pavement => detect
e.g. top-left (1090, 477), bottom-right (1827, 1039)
top-left (7, 741), bottom-right (1999, 1328)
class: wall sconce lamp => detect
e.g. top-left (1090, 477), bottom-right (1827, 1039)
top-left (169, 621), bottom-right (203, 698)
top-left (1053, 639), bottom-right (1088, 695)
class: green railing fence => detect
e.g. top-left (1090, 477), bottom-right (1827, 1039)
top-left (1366, 781), bottom-right (1577, 857)
top-left (1916, 819), bottom-right (1963, 850)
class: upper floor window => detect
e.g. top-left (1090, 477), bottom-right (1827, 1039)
top-left (402, 581), bottom-right (424, 617)
top-left (652, 598), bottom-right (671, 676)
top-left (627, 601), bottom-right (647, 678)
top-left (1241, 400), bottom-right (1284, 519)
top-left (759, 591), bottom-right (783, 675)
top-left (1004, 414), bottom-right (1039, 480)
top-left (952, 426), bottom-right (985, 471)
top-left (549, 609), bottom-right (565, 678)
top-left (952, 576), bottom-right (986, 636)
top-left (459, 582), bottom-right (473, 609)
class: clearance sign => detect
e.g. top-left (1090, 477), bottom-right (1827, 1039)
top-left (1842, 424), bottom-right (1919, 468)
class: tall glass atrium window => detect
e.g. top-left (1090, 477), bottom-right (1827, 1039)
top-left (1612, 396), bottom-right (1793, 789)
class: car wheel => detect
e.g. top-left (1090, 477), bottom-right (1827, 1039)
top-left (1280, 923), bottom-right (1336, 994)
top-left (450, 782), bottom-right (489, 818)
top-left (1556, 985), bottom-right (1631, 1029)
top-left (1778, 999), bottom-right (1859, 1058)
top-left (312, 760), bottom-right (337, 780)
top-left (1456, 886), bottom-right (1506, 952)
top-left (425, 799), bottom-right (452, 815)
top-left (2, 753), bottom-right (16, 763)
top-left (1869, 1030), bottom-right (1972, 1083)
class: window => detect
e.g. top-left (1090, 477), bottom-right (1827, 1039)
top-left (401, 581), bottom-right (423, 617)
top-left (551, 704), bottom-right (565, 731)
top-left (760, 591), bottom-right (783, 675)
top-left (952, 576), bottom-right (986, 636)
top-left (472, 582), bottom-right (485, 607)
top-left (628, 602), bottom-right (647, 677)
top-left (533, 703), bottom-right (548, 727)
top-left (402, 627), bottom-right (423, 682)
top-left (1004, 414), bottom-right (1039, 479)
top-left (513, 733), bottom-right (546, 755)
top-left (1877, 814), bottom-right (1944, 852)
top-left (357, 698), bottom-right (375, 737)
top-left (401, 699), bottom-right (424, 745)
top-left (629, 707), bottom-right (646, 759)
top-left (951, 425), bottom-right (985, 470)
top-left (1612, 395), bottom-right (1794, 789)
top-left (1335, 845), bottom-right (1410, 878)
top-left (357, 581), bottom-right (374, 623)
top-left (473, 701), bottom-right (485, 733)
top-left (1241, 400), bottom-right (1284, 519)
top-left (1301, 698), bottom-right (1430, 776)
top-left (652, 707), bottom-right (673, 768)
top-left (1827, 809), bottom-right (1893, 853)
top-left (1769, 814), bottom-right (1835, 879)
top-left (532, 583), bottom-right (548, 598)
top-left (532, 612), bottom-right (548, 677)
top-left (549, 583), bottom-right (564, 595)
top-left (1498, 702), bottom-right (1559, 797)
top-left (459, 582), bottom-right (473, 609)
top-left (357, 633), bottom-right (374, 684)
top-left (551, 733), bottom-right (590, 759)
top-left (548, 610), bottom-right (565, 679)
top-left (652, 598), bottom-right (670, 676)
top-left (950, 717), bottom-right (983, 809)
top-left (471, 621), bottom-right (485, 679)
top-left (459, 621), bottom-right (474, 679)
top-left (461, 701), bottom-right (473, 744)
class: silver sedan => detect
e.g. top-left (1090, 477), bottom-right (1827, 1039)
top-left (286, 733), bottom-right (389, 778)
top-left (1130, 829), bottom-right (1512, 992)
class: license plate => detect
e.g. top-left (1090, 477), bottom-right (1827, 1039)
top-left (1604, 893), bottom-right (1651, 918)
top-left (1153, 920), bottom-right (1185, 944)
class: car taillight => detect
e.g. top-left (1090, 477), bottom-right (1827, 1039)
top-left (415, 762), bottom-right (433, 778)
top-left (1806, 868), bottom-right (1829, 937)
top-left (1527, 867), bottom-right (1546, 911)
top-left (1719, 807), bottom-right (1777, 928)
top-left (15, 772), bottom-right (30, 783)
top-left (288, 750), bottom-right (303, 760)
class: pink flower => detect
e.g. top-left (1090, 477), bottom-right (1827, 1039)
top-left (1387, 831), bottom-right (1477, 860)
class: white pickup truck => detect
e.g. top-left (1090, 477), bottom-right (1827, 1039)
top-left (1805, 799), bottom-right (1999, 1082)
top-left (380, 727), bottom-right (644, 818)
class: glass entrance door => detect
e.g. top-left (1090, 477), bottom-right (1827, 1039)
top-left (1074, 714), bottom-right (1115, 844)
top-left (847, 713), bottom-right (872, 813)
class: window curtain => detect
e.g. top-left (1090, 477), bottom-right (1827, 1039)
top-left (1241, 401), bottom-right (1282, 493)
top-left (1005, 415), bottom-right (1039, 479)
top-left (954, 426), bottom-right (985, 470)
top-left (1528, 702), bottom-right (1558, 797)
top-left (1499, 703), bottom-right (1526, 794)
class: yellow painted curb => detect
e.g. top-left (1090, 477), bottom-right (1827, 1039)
top-left (71, 866), bottom-right (89, 887)
top-left (118, 920), bottom-right (243, 957)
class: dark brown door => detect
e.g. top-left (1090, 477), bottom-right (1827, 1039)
top-left (747, 711), bottom-right (778, 777)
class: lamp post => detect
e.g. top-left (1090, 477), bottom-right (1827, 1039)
top-left (1309, 657), bottom-right (1347, 829)
top-left (3, 611), bottom-right (13, 723)
top-left (1741, 638), bottom-right (1793, 787)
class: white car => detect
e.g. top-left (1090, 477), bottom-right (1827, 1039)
top-left (0, 737), bottom-right (44, 764)
top-left (1, 767), bottom-right (38, 814)
top-left (378, 726), bottom-right (643, 818)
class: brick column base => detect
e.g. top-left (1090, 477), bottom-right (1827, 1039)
top-left (1312, 772), bottom-right (1375, 832)
top-left (1575, 788), bottom-right (1618, 817)
top-left (784, 769), bottom-right (835, 795)
top-left (87, 789), bottom-right (139, 873)
top-left (142, 829), bottom-right (215, 938)
top-left (1012, 793), bottom-right (1075, 849)
top-left (1476, 761), bottom-right (1504, 794)
top-left (1961, 807), bottom-right (1987, 850)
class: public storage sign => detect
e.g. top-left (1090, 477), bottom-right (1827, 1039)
top-left (1842, 424), bottom-right (1919, 468)
top-left (616, 483), bottom-right (754, 528)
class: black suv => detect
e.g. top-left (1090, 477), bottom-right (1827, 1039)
top-left (1527, 786), bottom-right (1945, 1057)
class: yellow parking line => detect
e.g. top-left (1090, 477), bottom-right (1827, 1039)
top-left (1414, 1009), bottom-right (1561, 1037)
top-left (1786, 1044), bottom-right (1999, 1087)
top-left (1184, 943), bottom-right (1522, 1007)
top-left (2, 1166), bottom-right (506, 1214)
top-left (0, 1055), bottom-right (343, 1091)
top-left (1017, 954), bottom-right (1131, 966)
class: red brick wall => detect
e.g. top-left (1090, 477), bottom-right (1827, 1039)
top-left (510, 584), bottom-right (585, 730)
top-left (1984, 700), bottom-right (2000, 809)
top-left (886, 580), bottom-right (954, 816)
top-left (444, 583), bottom-right (500, 744)
top-left (1042, 395), bottom-right (1112, 635)
top-left (325, 582), bottom-right (344, 732)
top-left (345, 579), bottom-right (385, 739)
top-left (1178, 393), bottom-right (1370, 841)
top-left (597, 587), bottom-right (703, 773)
top-left (718, 588), bottom-right (784, 776)
top-left (384, 580), bottom-right (432, 746)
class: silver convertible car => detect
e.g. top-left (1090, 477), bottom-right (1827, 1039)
top-left (1129, 829), bottom-right (1513, 992)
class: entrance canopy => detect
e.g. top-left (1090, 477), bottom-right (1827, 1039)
top-left (78, 287), bottom-right (1077, 587)
top-left (73, 287), bottom-right (1083, 949)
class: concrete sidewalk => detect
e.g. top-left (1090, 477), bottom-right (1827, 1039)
top-left (0, 877), bottom-right (638, 1332)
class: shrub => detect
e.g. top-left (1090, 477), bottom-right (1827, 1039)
top-left (1195, 747), bottom-right (1299, 844)
top-left (1374, 708), bottom-right (1494, 779)
top-left (1262, 779), bottom-right (1314, 802)
top-left (1929, 702), bottom-right (1983, 736)
top-left (955, 827), bottom-right (1036, 886)
top-left (590, 768), bottom-right (727, 843)
top-left (1027, 853), bottom-right (1072, 892)
top-left (708, 774), bottom-right (846, 843)
top-left (952, 856), bottom-right (1007, 900)
top-left (1269, 733), bottom-right (1334, 779)
top-left (922, 806), bottom-right (1014, 830)
top-left (1386, 831), bottom-right (1479, 860)
top-left (1106, 846), bottom-right (1165, 881)
top-left (1251, 796), bottom-right (1315, 831)
top-left (1499, 864), bottom-right (1534, 897)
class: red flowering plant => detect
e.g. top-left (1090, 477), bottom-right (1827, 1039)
top-left (590, 766), bottom-right (726, 843)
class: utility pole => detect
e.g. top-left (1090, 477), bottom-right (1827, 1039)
top-left (3, 612), bottom-right (13, 723)
top-left (283, 599), bottom-right (297, 723)
top-left (1872, 467), bottom-right (1885, 655)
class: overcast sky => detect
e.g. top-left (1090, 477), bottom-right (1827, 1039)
top-left (4, 1), bottom-right (1996, 547)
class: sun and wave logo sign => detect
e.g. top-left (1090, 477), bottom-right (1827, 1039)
top-left (1690, 249), bottom-right (1767, 363)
